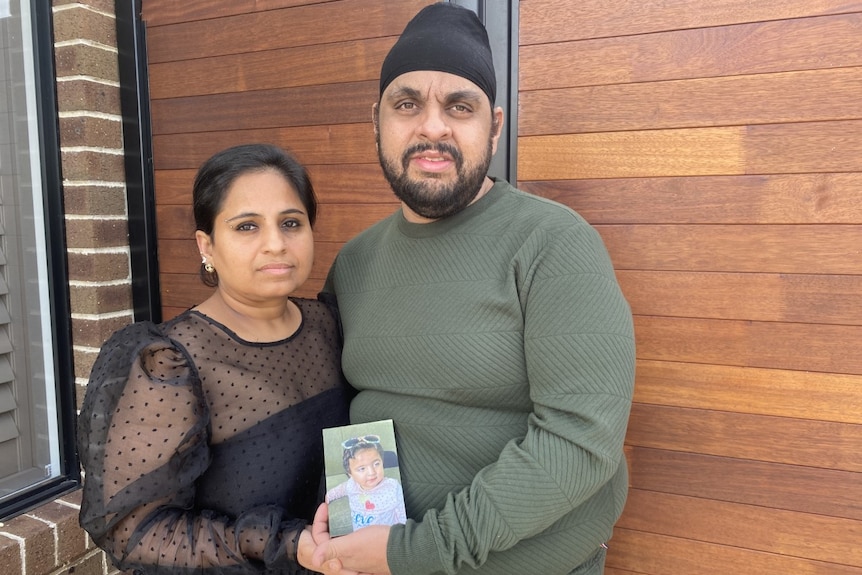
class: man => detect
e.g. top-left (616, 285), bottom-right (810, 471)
top-left (314, 4), bottom-right (635, 574)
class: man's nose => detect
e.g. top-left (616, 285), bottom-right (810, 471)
top-left (417, 107), bottom-right (452, 141)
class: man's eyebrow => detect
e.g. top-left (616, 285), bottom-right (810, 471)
top-left (385, 86), bottom-right (423, 101)
top-left (444, 89), bottom-right (485, 105)
top-left (385, 86), bottom-right (485, 106)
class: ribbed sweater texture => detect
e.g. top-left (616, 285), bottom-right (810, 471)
top-left (324, 179), bottom-right (636, 575)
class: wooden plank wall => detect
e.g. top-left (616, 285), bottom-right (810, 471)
top-left (141, 0), bottom-right (436, 319)
top-left (142, 0), bottom-right (862, 572)
top-left (517, 1), bottom-right (862, 573)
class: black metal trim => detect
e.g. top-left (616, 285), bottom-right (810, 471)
top-left (449, 0), bottom-right (519, 183)
top-left (116, 0), bottom-right (161, 323)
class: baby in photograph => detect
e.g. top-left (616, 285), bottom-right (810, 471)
top-left (325, 435), bottom-right (406, 532)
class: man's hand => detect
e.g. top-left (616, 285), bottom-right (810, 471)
top-left (298, 526), bottom-right (361, 575)
top-left (309, 504), bottom-right (344, 573)
top-left (311, 503), bottom-right (392, 575)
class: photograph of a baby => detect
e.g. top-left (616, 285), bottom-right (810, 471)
top-left (323, 420), bottom-right (406, 536)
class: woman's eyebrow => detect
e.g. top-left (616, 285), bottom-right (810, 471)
top-left (224, 208), bottom-right (305, 223)
top-left (225, 211), bottom-right (261, 223)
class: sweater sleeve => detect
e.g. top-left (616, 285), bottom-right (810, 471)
top-left (77, 323), bottom-right (309, 574)
top-left (387, 222), bottom-right (636, 575)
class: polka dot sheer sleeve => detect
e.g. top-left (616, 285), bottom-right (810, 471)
top-left (77, 318), bottom-right (328, 574)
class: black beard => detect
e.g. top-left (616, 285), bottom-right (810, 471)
top-left (378, 139), bottom-right (493, 220)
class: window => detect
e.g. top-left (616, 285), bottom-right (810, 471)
top-left (0, 0), bottom-right (78, 519)
top-left (450, 0), bottom-right (518, 182)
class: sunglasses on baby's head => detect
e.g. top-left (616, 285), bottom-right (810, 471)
top-left (342, 435), bottom-right (381, 449)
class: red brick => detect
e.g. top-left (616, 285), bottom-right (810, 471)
top-left (56, 79), bottom-right (121, 115)
top-left (65, 217), bottom-right (129, 250)
top-left (54, 43), bottom-right (119, 82)
top-left (66, 251), bottom-right (130, 283)
top-left (27, 501), bottom-right (86, 565)
top-left (59, 116), bottom-right (123, 149)
top-left (56, 488), bottom-right (83, 508)
top-left (53, 5), bottom-right (117, 46)
top-left (53, 0), bottom-right (115, 12)
top-left (53, 549), bottom-right (107, 575)
top-left (72, 315), bottom-right (134, 349)
top-left (60, 150), bottom-right (126, 183)
top-left (70, 283), bottom-right (134, 315)
top-left (75, 353), bottom-right (100, 393)
top-left (1, 514), bottom-right (55, 575)
top-left (64, 185), bottom-right (127, 217)
top-left (0, 534), bottom-right (22, 575)
top-left (76, 380), bottom-right (89, 411)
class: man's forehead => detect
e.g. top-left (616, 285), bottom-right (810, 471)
top-left (384, 70), bottom-right (488, 102)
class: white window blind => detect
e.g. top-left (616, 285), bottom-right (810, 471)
top-left (0, 0), bottom-right (63, 504)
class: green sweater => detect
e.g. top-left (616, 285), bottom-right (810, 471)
top-left (324, 179), bottom-right (635, 575)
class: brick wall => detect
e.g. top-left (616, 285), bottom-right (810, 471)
top-left (53, 0), bottom-right (133, 393)
top-left (0, 1), bottom-right (133, 574)
top-left (0, 490), bottom-right (113, 575)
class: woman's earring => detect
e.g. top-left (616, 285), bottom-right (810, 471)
top-left (202, 255), bottom-right (215, 273)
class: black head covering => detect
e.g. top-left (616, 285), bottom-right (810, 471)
top-left (379, 2), bottom-right (496, 105)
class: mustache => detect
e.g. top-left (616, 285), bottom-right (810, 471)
top-left (401, 143), bottom-right (463, 167)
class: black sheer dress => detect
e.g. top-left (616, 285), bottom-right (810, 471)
top-left (78, 298), bottom-right (352, 574)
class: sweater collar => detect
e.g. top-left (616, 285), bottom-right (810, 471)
top-left (396, 178), bottom-right (507, 238)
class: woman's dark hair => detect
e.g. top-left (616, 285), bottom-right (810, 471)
top-left (193, 143), bottom-right (317, 286)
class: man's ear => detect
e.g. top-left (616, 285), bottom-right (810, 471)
top-left (372, 103), bottom-right (380, 136)
top-left (490, 106), bottom-right (505, 155)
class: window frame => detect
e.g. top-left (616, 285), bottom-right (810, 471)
top-left (117, 0), bottom-right (161, 324)
top-left (0, 0), bottom-right (79, 520)
top-left (450, 0), bottom-right (519, 182)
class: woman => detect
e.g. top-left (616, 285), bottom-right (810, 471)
top-left (77, 144), bottom-right (352, 574)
